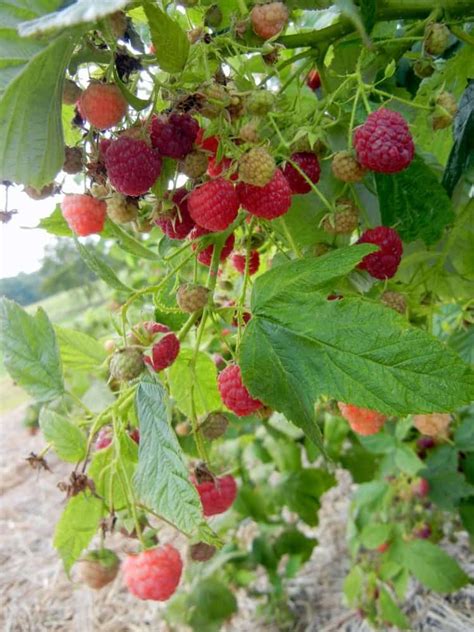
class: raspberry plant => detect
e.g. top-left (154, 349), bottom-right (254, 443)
top-left (0, 0), bottom-right (473, 629)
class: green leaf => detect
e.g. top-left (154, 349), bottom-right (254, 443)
top-left (188, 578), bottom-right (238, 631)
top-left (402, 539), bottom-right (469, 593)
top-left (455, 417), bottom-right (474, 452)
top-left (360, 523), bottom-right (392, 549)
top-left (37, 205), bottom-right (73, 237)
top-left (74, 239), bottom-right (131, 293)
top-left (443, 81), bottom-right (474, 196)
top-left (53, 493), bottom-right (103, 573)
top-left (274, 528), bottom-right (317, 563)
top-left (423, 470), bottom-right (473, 511)
top-left (144, 4), bottom-right (189, 73)
top-left (168, 349), bottom-right (222, 418)
top-left (375, 156), bottom-right (454, 245)
top-left (112, 67), bottom-right (151, 111)
top-left (459, 498), bottom-right (474, 537)
top-left (134, 380), bottom-right (204, 537)
top-left (378, 587), bottom-right (409, 629)
top-left (343, 565), bottom-right (364, 606)
top-left (359, 0), bottom-right (376, 33)
top-left (55, 326), bottom-right (107, 372)
top-left (279, 469), bottom-right (335, 526)
top-left (105, 220), bottom-right (160, 261)
top-left (39, 407), bottom-right (87, 462)
top-left (395, 446), bottom-right (424, 476)
top-left (273, 193), bottom-right (325, 249)
top-left (0, 298), bottom-right (64, 401)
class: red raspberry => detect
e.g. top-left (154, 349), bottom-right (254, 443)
top-left (195, 475), bottom-right (237, 517)
top-left (414, 524), bottom-right (432, 539)
top-left (231, 251), bottom-right (260, 275)
top-left (251, 2), bottom-right (289, 40)
top-left (188, 179), bottom-right (239, 232)
top-left (189, 226), bottom-right (235, 266)
top-left (357, 226), bottom-right (403, 280)
top-left (145, 334), bottom-right (180, 371)
top-left (129, 428), bottom-right (140, 444)
top-left (207, 156), bottom-right (236, 180)
top-left (337, 402), bottom-right (387, 436)
top-left (155, 188), bottom-right (195, 239)
top-left (218, 364), bottom-right (262, 416)
top-left (151, 113), bottom-right (199, 159)
top-left (95, 427), bottom-right (112, 450)
top-left (306, 69), bottom-right (321, 90)
top-left (105, 136), bottom-right (162, 196)
top-left (144, 321), bottom-right (170, 335)
top-left (196, 129), bottom-right (219, 155)
top-left (61, 194), bottom-right (106, 236)
top-left (237, 169), bottom-right (291, 219)
top-left (414, 478), bottom-right (430, 497)
top-left (353, 109), bottom-right (414, 173)
top-left (283, 152), bottom-right (321, 194)
top-left (79, 83), bottom-right (127, 130)
top-left (123, 545), bottom-right (183, 601)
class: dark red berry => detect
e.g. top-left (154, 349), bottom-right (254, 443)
top-left (357, 226), bottom-right (403, 280)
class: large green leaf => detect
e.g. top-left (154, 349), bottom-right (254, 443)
top-left (55, 326), bottom-right (107, 372)
top-left (240, 250), bottom-right (474, 446)
top-left (188, 578), bottom-right (238, 631)
top-left (39, 407), bottom-right (87, 462)
top-left (375, 156), bottom-right (454, 245)
top-left (0, 1), bottom-right (78, 187)
top-left (75, 239), bottom-right (131, 293)
top-left (105, 220), bottom-right (160, 261)
top-left (0, 298), bottom-right (64, 401)
top-left (144, 4), bottom-right (189, 73)
top-left (134, 380), bottom-right (205, 537)
top-left (402, 540), bottom-right (469, 593)
top-left (37, 205), bottom-right (73, 237)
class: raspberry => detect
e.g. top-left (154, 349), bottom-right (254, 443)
top-left (195, 474), bottom-right (237, 516)
top-left (413, 59), bottom-right (435, 78)
top-left (337, 402), bottom-right (387, 436)
top-left (24, 183), bottom-right (55, 200)
top-left (306, 69), bottom-right (321, 90)
top-left (63, 79), bottom-right (82, 105)
top-left (239, 147), bottom-right (276, 186)
top-left (200, 83), bottom-right (229, 118)
top-left (195, 129), bottom-right (219, 155)
top-left (207, 156), bottom-right (236, 179)
top-left (381, 291), bottom-right (406, 314)
top-left (129, 428), bottom-right (140, 444)
top-left (190, 226), bottom-right (235, 266)
top-left (237, 169), bottom-right (291, 219)
top-left (79, 83), bottom-right (127, 130)
top-left (331, 151), bottom-right (365, 183)
top-left (95, 427), bottom-right (112, 450)
top-left (283, 152), bottom-right (321, 194)
top-left (123, 545), bottom-right (183, 601)
top-left (78, 549), bottom-right (120, 589)
top-left (414, 524), bottom-right (432, 540)
top-left (145, 334), bottom-right (180, 371)
top-left (413, 413), bottom-right (451, 438)
top-left (199, 412), bottom-right (229, 440)
top-left (251, 2), bottom-right (289, 40)
top-left (231, 250), bottom-right (260, 275)
top-left (155, 188), bottom-right (195, 240)
top-left (218, 364), bottom-right (262, 416)
top-left (150, 113), bottom-right (199, 159)
top-left (63, 146), bottom-right (83, 174)
top-left (105, 136), bottom-right (162, 196)
top-left (357, 226), bottom-right (403, 280)
top-left (424, 23), bottom-right (450, 56)
top-left (180, 150), bottom-right (208, 178)
top-left (239, 122), bottom-right (260, 143)
top-left (107, 193), bottom-right (138, 223)
top-left (432, 91), bottom-right (457, 130)
top-left (322, 199), bottom-right (359, 235)
top-left (245, 90), bottom-right (274, 116)
top-left (61, 194), bottom-right (106, 236)
top-left (190, 542), bottom-right (216, 562)
top-left (188, 178), bottom-right (239, 231)
top-left (109, 347), bottom-right (144, 381)
top-left (413, 478), bottom-right (430, 498)
top-left (177, 283), bottom-right (210, 312)
top-left (353, 109), bottom-right (414, 173)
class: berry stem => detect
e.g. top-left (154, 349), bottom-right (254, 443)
top-left (280, 216), bottom-right (302, 259)
top-left (372, 88), bottom-right (432, 110)
top-left (347, 88), bottom-right (361, 147)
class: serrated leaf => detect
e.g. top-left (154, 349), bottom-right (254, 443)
top-left (144, 4), bottom-right (189, 73)
top-left (279, 469), bottom-right (335, 526)
top-left (55, 326), bottom-right (107, 372)
top-left (360, 0), bottom-right (376, 34)
top-left (443, 80), bottom-right (474, 196)
top-left (74, 239), bottom-right (131, 293)
top-left (188, 578), bottom-right (238, 631)
top-left (402, 540), bottom-right (469, 592)
top-left (375, 156), bottom-right (454, 245)
top-left (0, 298), bottom-right (64, 401)
top-left (168, 349), bottom-right (221, 418)
top-left (53, 493), bottom-right (103, 574)
top-left (112, 67), bottom-right (151, 111)
top-left (343, 565), bottom-right (364, 606)
top-left (105, 220), bottom-right (160, 261)
top-left (134, 380), bottom-right (204, 537)
top-left (395, 446), bottom-right (424, 475)
top-left (360, 523), bottom-right (392, 549)
top-left (378, 587), bottom-right (409, 629)
top-left (39, 407), bottom-right (87, 462)
top-left (37, 205), bottom-right (73, 236)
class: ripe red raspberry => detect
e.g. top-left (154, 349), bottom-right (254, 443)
top-left (195, 475), bottom-right (237, 516)
top-left (251, 2), bottom-right (289, 40)
top-left (145, 334), bottom-right (180, 372)
top-left (155, 188), bottom-right (195, 239)
top-left (237, 169), bottom-right (291, 219)
top-left (282, 152), bottom-right (321, 194)
top-left (61, 194), bottom-right (106, 236)
top-left (207, 156), bottom-right (236, 179)
top-left (189, 226), bottom-right (235, 266)
top-left (231, 250), bottom-right (260, 275)
top-left (188, 179), bottom-right (239, 231)
top-left (78, 549), bottom-right (120, 589)
top-left (105, 136), bottom-right (162, 196)
top-left (218, 364), bottom-right (262, 416)
top-left (79, 83), bottom-right (127, 130)
top-left (414, 478), bottom-right (430, 498)
top-left (123, 545), bottom-right (183, 601)
top-left (150, 113), bottom-right (199, 159)
top-left (337, 402), bottom-right (387, 436)
top-left (353, 109), bottom-right (414, 173)
top-left (306, 69), bottom-right (321, 90)
top-left (95, 427), bottom-right (112, 450)
top-left (195, 128), bottom-right (220, 155)
top-left (357, 226), bottom-right (403, 280)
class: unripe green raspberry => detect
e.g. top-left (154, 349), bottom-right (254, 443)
top-left (106, 193), bottom-right (138, 224)
top-left (321, 199), bottom-right (359, 235)
top-left (204, 4), bottom-right (223, 27)
top-left (432, 91), bottom-right (457, 130)
top-left (246, 90), bottom-right (274, 116)
top-left (201, 83), bottom-right (229, 118)
top-left (199, 412), bottom-right (229, 440)
top-left (381, 291), bottom-right (407, 314)
top-left (413, 58), bottom-right (435, 78)
top-left (313, 243), bottom-right (331, 257)
top-left (424, 23), bottom-right (450, 56)
top-left (239, 147), bottom-right (276, 186)
top-left (332, 151), bottom-right (365, 183)
top-left (109, 347), bottom-right (144, 381)
top-left (180, 150), bottom-right (209, 178)
top-left (63, 79), bottom-right (82, 105)
top-left (240, 121), bottom-right (260, 143)
top-left (177, 283), bottom-right (210, 312)
top-left (63, 146), bottom-right (84, 174)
